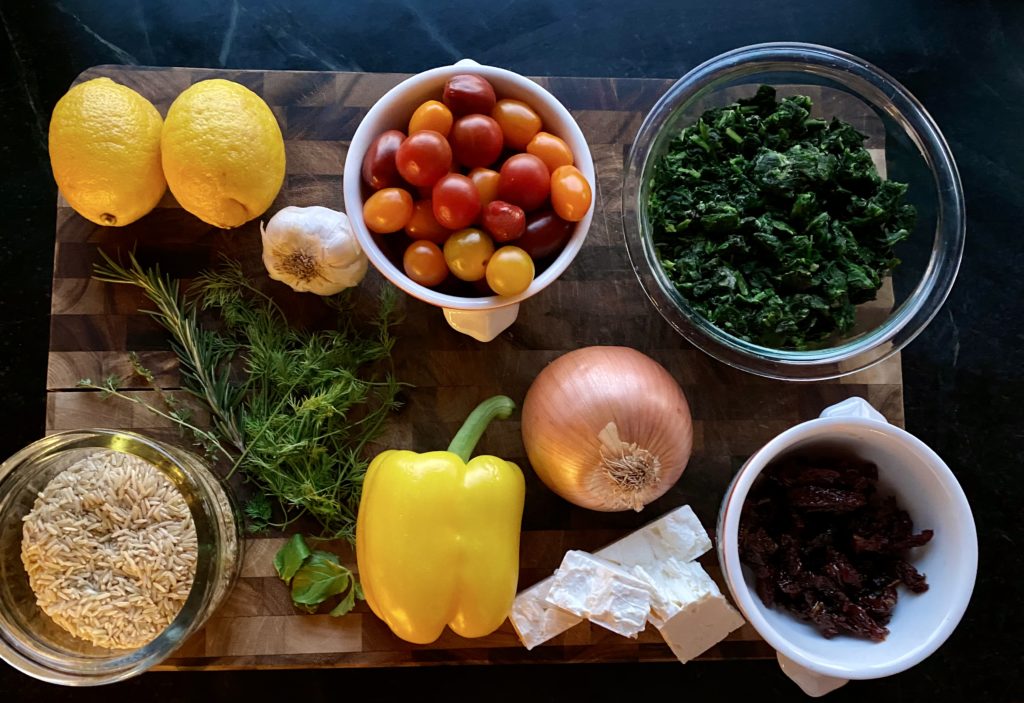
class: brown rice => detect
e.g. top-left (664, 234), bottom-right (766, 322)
top-left (20, 449), bottom-right (198, 649)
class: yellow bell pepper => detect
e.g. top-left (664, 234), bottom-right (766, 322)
top-left (356, 395), bottom-right (525, 644)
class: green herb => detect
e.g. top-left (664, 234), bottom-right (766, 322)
top-left (647, 85), bottom-right (916, 350)
top-left (80, 252), bottom-right (403, 540)
top-left (273, 535), bottom-right (363, 616)
top-left (274, 533), bottom-right (312, 582)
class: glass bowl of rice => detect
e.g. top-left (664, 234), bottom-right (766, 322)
top-left (0, 430), bottom-right (242, 685)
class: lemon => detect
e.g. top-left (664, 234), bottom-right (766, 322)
top-left (48, 77), bottom-right (166, 227)
top-left (161, 79), bottom-right (285, 229)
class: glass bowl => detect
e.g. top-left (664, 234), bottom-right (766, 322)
top-left (622, 43), bottom-right (965, 380)
top-left (0, 430), bottom-right (242, 685)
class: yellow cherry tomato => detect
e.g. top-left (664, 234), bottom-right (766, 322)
top-left (526, 131), bottom-right (574, 172)
top-left (443, 228), bottom-right (495, 282)
top-left (485, 246), bottom-right (535, 296)
top-left (468, 167), bottom-right (500, 208)
top-left (363, 187), bottom-right (415, 233)
top-left (549, 165), bottom-right (592, 222)
top-left (490, 99), bottom-right (542, 151)
top-left (409, 100), bottom-right (454, 137)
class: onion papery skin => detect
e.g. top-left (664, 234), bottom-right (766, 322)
top-left (521, 346), bottom-right (693, 512)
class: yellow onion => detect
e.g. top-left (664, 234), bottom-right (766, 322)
top-left (521, 346), bottom-right (693, 512)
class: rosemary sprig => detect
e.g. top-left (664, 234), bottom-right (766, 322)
top-left (87, 252), bottom-right (404, 540)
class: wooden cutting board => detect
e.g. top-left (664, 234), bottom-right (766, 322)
top-left (46, 66), bottom-right (904, 669)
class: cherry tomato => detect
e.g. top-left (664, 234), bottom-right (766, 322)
top-left (362, 187), bottom-right (414, 234)
top-left (443, 228), bottom-right (494, 282)
top-left (409, 100), bottom-right (453, 137)
top-left (469, 167), bottom-right (500, 208)
top-left (550, 165), bottom-right (593, 222)
top-left (482, 200), bottom-right (526, 242)
top-left (361, 129), bottom-right (405, 190)
top-left (450, 114), bottom-right (503, 168)
top-left (403, 240), bottom-right (448, 287)
top-left (491, 99), bottom-right (542, 151)
top-left (396, 130), bottom-right (452, 187)
top-left (497, 153), bottom-right (550, 212)
top-left (432, 173), bottom-right (481, 230)
top-left (486, 246), bottom-right (535, 296)
top-left (526, 131), bottom-right (574, 172)
top-left (405, 199), bottom-right (451, 243)
top-left (443, 74), bottom-right (497, 116)
top-left (519, 208), bottom-right (574, 259)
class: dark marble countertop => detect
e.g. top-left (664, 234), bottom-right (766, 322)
top-left (2, 1), bottom-right (1021, 700)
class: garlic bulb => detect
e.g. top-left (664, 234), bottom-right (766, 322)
top-left (260, 205), bottom-right (368, 295)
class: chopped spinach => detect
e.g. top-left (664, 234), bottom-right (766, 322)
top-left (647, 85), bottom-right (916, 350)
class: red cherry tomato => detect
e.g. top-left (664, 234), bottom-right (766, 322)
top-left (361, 129), bottom-right (405, 190)
top-left (486, 245), bottom-right (535, 296)
top-left (362, 187), bottom-right (414, 234)
top-left (491, 99), bottom-right (542, 151)
top-left (450, 114), bottom-right (504, 168)
top-left (432, 173), bottom-right (481, 230)
top-left (526, 131), bottom-right (574, 172)
top-left (443, 74), bottom-right (497, 116)
top-left (519, 208), bottom-right (574, 259)
top-left (481, 200), bottom-right (526, 242)
top-left (550, 165), bottom-right (593, 222)
top-left (405, 199), bottom-right (451, 243)
top-left (403, 240), bottom-right (448, 287)
top-left (396, 130), bottom-right (452, 187)
top-left (409, 100), bottom-right (453, 137)
top-left (469, 167), bottom-right (500, 208)
top-left (497, 153), bottom-right (550, 212)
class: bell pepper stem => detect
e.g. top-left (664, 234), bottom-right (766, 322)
top-left (447, 395), bottom-right (516, 462)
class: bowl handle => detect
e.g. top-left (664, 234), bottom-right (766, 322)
top-left (777, 653), bottom-right (849, 697)
top-left (443, 305), bottom-right (519, 342)
top-left (454, 58), bottom-right (481, 67)
top-left (818, 396), bottom-right (887, 423)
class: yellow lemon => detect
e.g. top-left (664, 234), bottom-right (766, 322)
top-left (48, 77), bottom-right (166, 227)
top-left (161, 79), bottom-right (285, 229)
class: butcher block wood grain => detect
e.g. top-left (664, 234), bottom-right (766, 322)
top-left (46, 66), bottom-right (905, 670)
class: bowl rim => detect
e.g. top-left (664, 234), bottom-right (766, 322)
top-left (0, 429), bottom-right (239, 686)
top-left (623, 42), bottom-right (966, 380)
top-left (716, 416), bottom-right (978, 680)
top-left (343, 61), bottom-right (596, 311)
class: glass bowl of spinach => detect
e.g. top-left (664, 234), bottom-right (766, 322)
top-left (623, 43), bottom-right (964, 380)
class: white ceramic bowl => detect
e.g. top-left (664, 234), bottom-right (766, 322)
top-left (717, 398), bottom-right (977, 696)
top-left (343, 59), bottom-right (596, 342)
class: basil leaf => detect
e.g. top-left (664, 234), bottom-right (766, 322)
top-left (291, 551), bottom-right (351, 606)
top-left (274, 533), bottom-right (312, 583)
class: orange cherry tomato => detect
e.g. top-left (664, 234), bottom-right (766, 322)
top-left (409, 100), bottom-right (454, 137)
top-left (469, 167), bottom-right (500, 208)
top-left (549, 165), bottom-right (592, 222)
top-left (526, 131), bottom-right (574, 172)
top-left (403, 240), bottom-right (448, 287)
top-left (491, 99), bottom-right (542, 151)
top-left (405, 199), bottom-right (451, 243)
top-left (363, 187), bottom-right (414, 233)
top-left (486, 246), bottom-right (535, 296)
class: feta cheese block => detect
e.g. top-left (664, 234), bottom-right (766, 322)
top-left (509, 576), bottom-right (583, 650)
top-left (545, 550), bottom-right (652, 638)
top-left (657, 590), bottom-right (746, 663)
top-left (627, 557), bottom-right (719, 627)
top-left (597, 504), bottom-right (712, 568)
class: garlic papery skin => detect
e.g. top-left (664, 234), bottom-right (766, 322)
top-left (261, 205), bottom-right (368, 295)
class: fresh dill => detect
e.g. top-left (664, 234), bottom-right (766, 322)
top-left (80, 251), bottom-right (403, 541)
